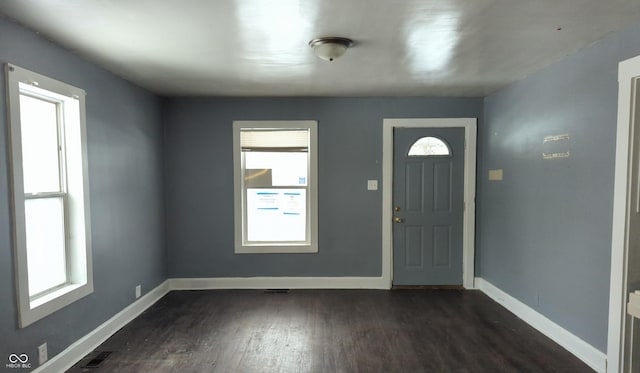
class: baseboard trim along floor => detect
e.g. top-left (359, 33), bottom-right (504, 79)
top-left (33, 280), bottom-right (170, 373)
top-left (474, 277), bottom-right (606, 373)
top-left (169, 276), bottom-right (390, 290)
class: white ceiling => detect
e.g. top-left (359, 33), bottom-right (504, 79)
top-left (1, 0), bottom-right (640, 97)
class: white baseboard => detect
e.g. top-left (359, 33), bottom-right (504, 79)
top-left (33, 279), bottom-right (170, 373)
top-left (169, 276), bottom-right (390, 290)
top-left (474, 277), bottom-right (606, 373)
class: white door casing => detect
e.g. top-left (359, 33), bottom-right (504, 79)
top-left (382, 118), bottom-right (477, 289)
top-left (608, 54), bottom-right (640, 373)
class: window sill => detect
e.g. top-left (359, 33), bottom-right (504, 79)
top-left (30, 283), bottom-right (84, 309)
top-left (235, 244), bottom-right (318, 254)
top-left (19, 281), bottom-right (93, 328)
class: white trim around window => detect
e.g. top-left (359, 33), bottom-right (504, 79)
top-left (233, 120), bottom-right (318, 254)
top-left (6, 63), bottom-right (93, 328)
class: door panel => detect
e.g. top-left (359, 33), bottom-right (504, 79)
top-left (433, 225), bottom-right (451, 266)
top-left (404, 226), bottom-right (423, 267)
top-left (405, 163), bottom-right (424, 212)
top-left (434, 163), bottom-right (452, 212)
top-left (393, 127), bottom-right (464, 285)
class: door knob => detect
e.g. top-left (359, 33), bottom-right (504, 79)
top-left (394, 217), bottom-right (404, 223)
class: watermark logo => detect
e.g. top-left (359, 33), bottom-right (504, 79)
top-left (6, 354), bottom-right (31, 369)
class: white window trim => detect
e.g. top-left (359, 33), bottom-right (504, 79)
top-left (233, 120), bottom-right (318, 254)
top-left (6, 63), bottom-right (93, 328)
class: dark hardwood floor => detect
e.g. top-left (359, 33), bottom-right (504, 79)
top-left (67, 290), bottom-right (593, 373)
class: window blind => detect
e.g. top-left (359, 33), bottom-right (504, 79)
top-left (241, 129), bottom-right (309, 152)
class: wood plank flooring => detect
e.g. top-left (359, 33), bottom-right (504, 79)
top-left (67, 290), bottom-right (593, 372)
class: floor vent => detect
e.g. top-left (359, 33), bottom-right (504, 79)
top-left (81, 351), bottom-right (113, 368)
top-left (264, 289), bottom-right (290, 294)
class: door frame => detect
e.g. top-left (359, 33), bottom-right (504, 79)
top-left (382, 118), bottom-right (477, 289)
top-left (608, 54), bottom-right (640, 373)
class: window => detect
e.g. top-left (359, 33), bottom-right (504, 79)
top-left (233, 121), bottom-right (318, 253)
top-left (6, 64), bottom-right (93, 327)
top-left (408, 136), bottom-right (451, 156)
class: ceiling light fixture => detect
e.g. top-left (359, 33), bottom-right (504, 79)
top-left (308, 37), bottom-right (354, 62)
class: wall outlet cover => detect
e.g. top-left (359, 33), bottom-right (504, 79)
top-left (135, 285), bottom-right (141, 299)
top-left (38, 342), bottom-right (47, 365)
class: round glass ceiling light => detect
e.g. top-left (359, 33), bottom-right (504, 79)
top-left (309, 37), bottom-right (354, 62)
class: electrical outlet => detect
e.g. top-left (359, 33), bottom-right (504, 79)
top-left (38, 343), bottom-right (47, 365)
top-left (367, 180), bottom-right (378, 190)
top-left (135, 285), bottom-right (141, 299)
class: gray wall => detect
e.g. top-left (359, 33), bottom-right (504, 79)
top-left (477, 22), bottom-right (640, 352)
top-left (0, 16), bottom-right (166, 369)
top-left (163, 97), bottom-right (483, 277)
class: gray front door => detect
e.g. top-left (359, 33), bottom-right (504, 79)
top-left (393, 127), bottom-right (465, 285)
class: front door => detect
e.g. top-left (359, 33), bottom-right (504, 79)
top-left (392, 127), bottom-right (465, 285)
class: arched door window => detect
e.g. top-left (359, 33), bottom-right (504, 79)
top-left (407, 136), bottom-right (451, 156)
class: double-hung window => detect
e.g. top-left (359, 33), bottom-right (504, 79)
top-left (6, 64), bottom-right (93, 327)
top-left (233, 121), bottom-right (318, 253)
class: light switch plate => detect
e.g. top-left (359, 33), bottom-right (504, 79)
top-left (367, 180), bottom-right (378, 190)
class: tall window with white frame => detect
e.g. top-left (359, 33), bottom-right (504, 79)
top-left (6, 64), bottom-right (93, 328)
top-left (233, 121), bottom-right (318, 254)
top-left (20, 87), bottom-right (69, 297)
